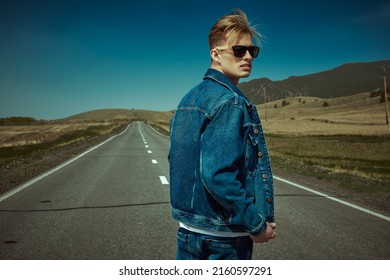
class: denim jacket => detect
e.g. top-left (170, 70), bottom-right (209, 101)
top-left (169, 68), bottom-right (274, 236)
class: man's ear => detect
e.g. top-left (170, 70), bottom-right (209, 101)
top-left (210, 49), bottom-right (220, 63)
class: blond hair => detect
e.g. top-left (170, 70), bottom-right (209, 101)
top-left (208, 9), bottom-right (261, 49)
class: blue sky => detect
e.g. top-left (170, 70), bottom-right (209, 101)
top-left (1, 0), bottom-right (389, 120)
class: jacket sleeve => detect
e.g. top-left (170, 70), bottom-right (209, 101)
top-left (200, 100), bottom-right (266, 235)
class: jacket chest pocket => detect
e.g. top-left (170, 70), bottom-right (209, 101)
top-left (245, 126), bottom-right (260, 174)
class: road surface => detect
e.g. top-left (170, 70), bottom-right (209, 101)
top-left (0, 122), bottom-right (389, 259)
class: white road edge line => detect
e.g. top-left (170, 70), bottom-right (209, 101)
top-left (159, 176), bottom-right (169, 185)
top-left (274, 175), bottom-right (390, 222)
top-left (146, 123), bottom-right (170, 138)
top-left (0, 123), bottom-right (133, 203)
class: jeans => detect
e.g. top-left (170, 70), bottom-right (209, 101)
top-left (176, 228), bottom-right (253, 260)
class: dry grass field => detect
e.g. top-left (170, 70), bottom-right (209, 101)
top-left (257, 92), bottom-right (390, 213)
top-left (258, 92), bottom-right (388, 135)
top-left (0, 109), bottom-right (172, 148)
top-left (0, 122), bottom-right (118, 148)
top-left (0, 94), bottom-right (389, 213)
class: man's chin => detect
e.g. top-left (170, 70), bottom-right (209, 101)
top-left (240, 71), bottom-right (251, 78)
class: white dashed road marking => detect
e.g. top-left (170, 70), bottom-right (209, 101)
top-left (159, 176), bottom-right (169, 185)
top-left (138, 122), bottom-right (169, 186)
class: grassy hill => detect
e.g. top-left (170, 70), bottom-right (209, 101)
top-left (258, 92), bottom-right (388, 135)
top-left (59, 108), bottom-right (173, 124)
top-left (0, 109), bottom-right (173, 149)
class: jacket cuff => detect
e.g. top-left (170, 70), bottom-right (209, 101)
top-left (250, 215), bottom-right (267, 236)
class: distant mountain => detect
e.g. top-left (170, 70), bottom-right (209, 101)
top-left (238, 60), bottom-right (389, 104)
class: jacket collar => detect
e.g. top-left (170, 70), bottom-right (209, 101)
top-left (203, 68), bottom-right (252, 106)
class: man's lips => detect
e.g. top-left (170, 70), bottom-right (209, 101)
top-left (241, 64), bottom-right (252, 70)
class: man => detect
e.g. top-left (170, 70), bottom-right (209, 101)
top-left (169, 9), bottom-right (276, 260)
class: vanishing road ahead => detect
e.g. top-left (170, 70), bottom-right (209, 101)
top-left (0, 122), bottom-right (389, 259)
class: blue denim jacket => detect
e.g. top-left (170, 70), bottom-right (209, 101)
top-left (169, 68), bottom-right (274, 236)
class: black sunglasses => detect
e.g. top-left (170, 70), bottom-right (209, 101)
top-left (216, 45), bottom-right (260, 58)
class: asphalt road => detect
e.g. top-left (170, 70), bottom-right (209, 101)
top-left (0, 122), bottom-right (389, 260)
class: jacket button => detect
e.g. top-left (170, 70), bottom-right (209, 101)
top-left (262, 173), bottom-right (268, 179)
top-left (267, 198), bottom-right (273, 203)
top-left (253, 129), bottom-right (259, 134)
top-left (258, 151), bottom-right (263, 157)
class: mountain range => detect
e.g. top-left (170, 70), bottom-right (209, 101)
top-left (238, 60), bottom-right (389, 104)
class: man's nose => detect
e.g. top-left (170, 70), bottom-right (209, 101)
top-left (243, 50), bottom-right (253, 60)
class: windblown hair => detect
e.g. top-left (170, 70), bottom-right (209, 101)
top-left (208, 9), bottom-right (261, 49)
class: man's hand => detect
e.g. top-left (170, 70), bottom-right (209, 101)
top-left (251, 222), bottom-right (276, 243)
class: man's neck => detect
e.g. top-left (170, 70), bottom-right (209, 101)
top-left (210, 65), bottom-right (239, 85)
